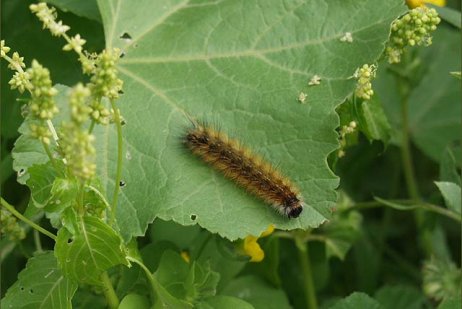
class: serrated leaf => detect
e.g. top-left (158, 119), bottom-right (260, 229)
top-left (222, 275), bottom-right (292, 309)
top-left (27, 162), bottom-right (65, 209)
top-left (47, 178), bottom-right (79, 213)
top-left (435, 181), bottom-right (461, 214)
top-left (0, 251), bottom-right (77, 309)
top-left (12, 84), bottom-right (71, 184)
top-left (55, 216), bottom-right (128, 285)
top-left (329, 292), bottom-right (381, 309)
top-left (95, 0), bottom-right (406, 240)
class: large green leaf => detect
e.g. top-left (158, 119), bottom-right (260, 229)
top-left (0, 251), bottom-right (78, 309)
top-left (55, 216), bottom-right (128, 285)
top-left (95, 0), bottom-right (406, 240)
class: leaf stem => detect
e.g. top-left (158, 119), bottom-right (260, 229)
top-left (343, 198), bottom-right (461, 222)
top-left (127, 256), bottom-right (157, 303)
top-left (42, 141), bottom-right (59, 172)
top-left (110, 100), bottom-right (123, 225)
top-left (101, 271), bottom-right (119, 309)
top-left (295, 233), bottom-right (318, 309)
top-left (0, 197), bottom-right (56, 240)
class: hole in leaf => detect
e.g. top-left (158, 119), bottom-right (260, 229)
top-left (29, 289), bottom-right (34, 294)
top-left (120, 32), bottom-right (132, 40)
top-left (120, 51), bottom-right (126, 58)
top-left (20, 286), bottom-right (25, 291)
top-left (119, 180), bottom-right (126, 187)
top-left (120, 118), bottom-right (127, 126)
top-left (190, 214), bottom-right (197, 221)
top-left (67, 238), bottom-right (73, 244)
top-left (17, 168), bottom-right (26, 177)
top-left (118, 89), bottom-right (124, 95)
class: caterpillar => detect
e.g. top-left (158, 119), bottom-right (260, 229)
top-left (184, 123), bottom-right (304, 218)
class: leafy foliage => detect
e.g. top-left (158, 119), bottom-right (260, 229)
top-left (55, 216), bottom-right (128, 286)
top-left (1, 1), bottom-right (461, 309)
top-left (0, 252), bottom-right (77, 309)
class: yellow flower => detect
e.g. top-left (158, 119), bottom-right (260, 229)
top-left (242, 224), bottom-right (275, 262)
top-left (407, 0), bottom-right (446, 9)
top-left (180, 251), bottom-right (190, 263)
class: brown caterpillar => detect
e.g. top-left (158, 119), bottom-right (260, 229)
top-left (184, 123), bottom-right (304, 218)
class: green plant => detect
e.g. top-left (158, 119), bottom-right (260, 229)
top-left (1, 1), bottom-right (460, 308)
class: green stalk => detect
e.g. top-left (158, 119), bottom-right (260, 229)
top-left (400, 95), bottom-right (420, 201)
top-left (110, 100), bottom-right (123, 225)
top-left (101, 272), bottom-right (119, 309)
top-left (127, 257), bottom-right (157, 303)
top-left (0, 197), bottom-right (56, 240)
top-left (295, 235), bottom-right (318, 309)
top-left (42, 141), bottom-right (59, 172)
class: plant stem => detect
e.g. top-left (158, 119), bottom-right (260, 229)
top-left (400, 95), bottom-right (420, 201)
top-left (110, 100), bottom-right (123, 225)
top-left (33, 230), bottom-right (43, 252)
top-left (42, 141), bottom-right (59, 172)
top-left (0, 197), bottom-right (56, 240)
top-left (295, 236), bottom-right (318, 309)
top-left (127, 256), bottom-right (157, 303)
top-left (101, 271), bottom-right (119, 309)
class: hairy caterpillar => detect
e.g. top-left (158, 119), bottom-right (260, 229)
top-left (184, 123), bottom-right (304, 218)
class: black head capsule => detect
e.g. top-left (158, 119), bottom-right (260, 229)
top-left (284, 196), bottom-right (303, 218)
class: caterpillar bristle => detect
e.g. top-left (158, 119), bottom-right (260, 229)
top-left (184, 123), bottom-right (304, 219)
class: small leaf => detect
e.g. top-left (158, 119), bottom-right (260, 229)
top-left (329, 292), bottom-right (381, 309)
top-left (374, 285), bottom-right (427, 309)
top-left (435, 181), bottom-right (461, 214)
top-left (0, 251), bottom-right (77, 309)
top-left (119, 293), bottom-right (150, 309)
top-left (184, 261), bottom-right (220, 302)
top-left (27, 162), bottom-right (65, 209)
top-left (359, 97), bottom-right (391, 143)
top-left (155, 250), bottom-right (190, 299)
top-left (46, 178), bottom-right (79, 212)
top-left (222, 275), bottom-right (292, 309)
top-left (438, 295), bottom-right (462, 309)
top-left (196, 295), bottom-right (254, 309)
top-left (321, 211), bottom-right (362, 260)
top-left (55, 216), bottom-right (128, 285)
top-left (439, 146), bottom-right (461, 185)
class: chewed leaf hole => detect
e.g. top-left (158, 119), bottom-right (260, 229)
top-left (120, 32), bottom-right (132, 40)
top-left (67, 238), bottom-right (73, 244)
top-left (190, 214), bottom-right (197, 221)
